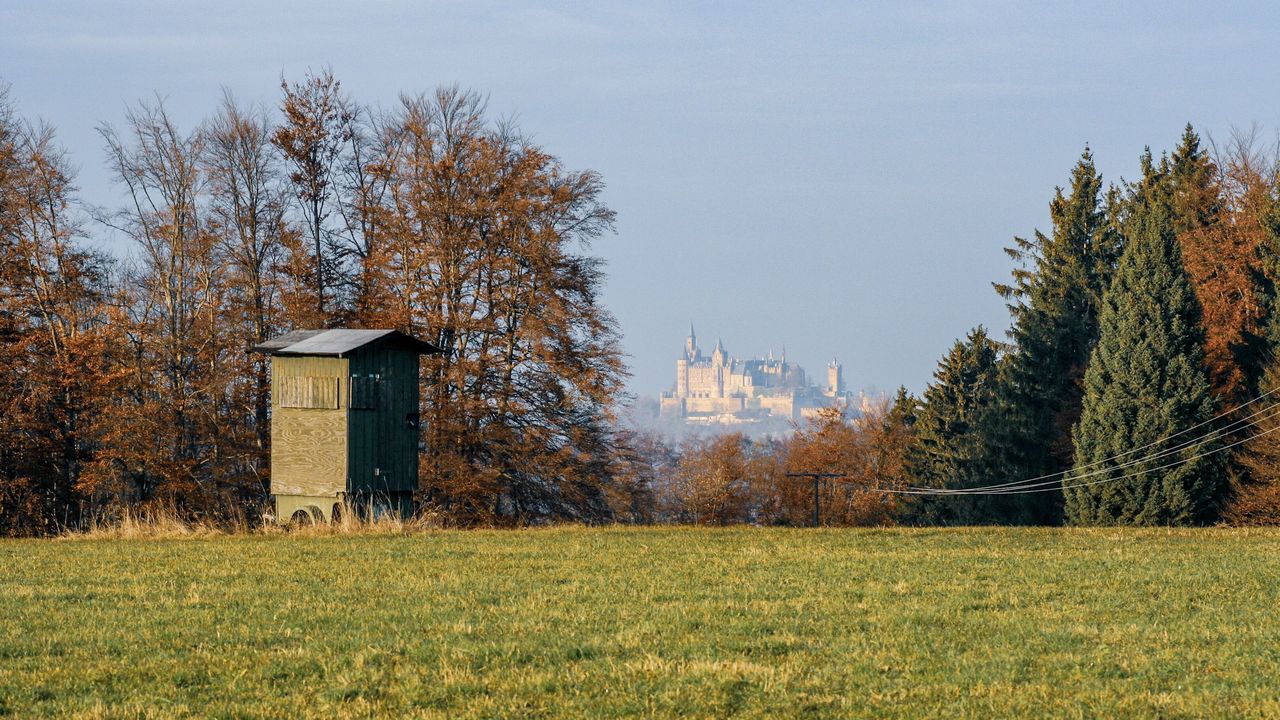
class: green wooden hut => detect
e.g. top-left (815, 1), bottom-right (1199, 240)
top-left (253, 329), bottom-right (442, 523)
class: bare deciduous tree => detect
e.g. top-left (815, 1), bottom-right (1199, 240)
top-left (93, 99), bottom-right (240, 513)
top-left (271, 68), bottom-right (353, 322)
top-left (361, 87), bottom-right (625, 521)
top-left (202, 90), bottom-right (291, 489)
top-left (0, 92), bottom-right (115, 534)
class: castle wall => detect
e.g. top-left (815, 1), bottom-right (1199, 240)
top-left (685, 364), bottom-right (724, 398)
top-left (685, 397), bottom-right (745, 415)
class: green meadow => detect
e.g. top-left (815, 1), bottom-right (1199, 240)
top-left (1, 527), bottom-right (1278, 718)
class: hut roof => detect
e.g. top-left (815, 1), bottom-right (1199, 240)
top-left (252, 329), bottom-right (442, 357)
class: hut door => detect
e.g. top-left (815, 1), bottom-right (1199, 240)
top-left (351, 373), bottom-right (386, 494)
top-left (372, 373), bottom-right (387, 494)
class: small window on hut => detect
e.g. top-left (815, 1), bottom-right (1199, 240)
top-left (277, 376), bottom-right (340, 409)
top-left (350, 375), bottom-right (380, 409)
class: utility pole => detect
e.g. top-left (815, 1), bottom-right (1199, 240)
top-left (785, 473), bottom-right (847, 527)
top-left (813, 475), bottom-right (820, 526)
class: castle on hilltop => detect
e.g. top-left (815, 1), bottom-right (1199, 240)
top-left (659, 325), bottom-right (852, 428)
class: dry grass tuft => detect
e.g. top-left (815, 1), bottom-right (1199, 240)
top-left (62, 500), bottom-right (451, 540)
top-left (68, 505), bottom-right (226, 541)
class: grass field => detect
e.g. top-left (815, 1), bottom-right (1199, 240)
top-left (1, 527), bottom-right (1279, 718)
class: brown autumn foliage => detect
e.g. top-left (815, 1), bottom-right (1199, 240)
top-left (1166, 127), bottom-right (1280, 525)
top-left (9, 80), bottom-right (1280, 534)
top-left (357, 88), bottom-right (624, 522)
top-left (1220, 133), bottom-right (1280, 524)
top-left (650, 399), bottom-right (918, 528)
top-left (87, 99), bottom-right (259, 519)
top-left (607, 429), bottom-right (676, 523)
top-left (1200, 132), bottom-right (1276, 400)
top-left (271, 68), bottom-right (353, 322)
top-left (665, 434), bottom-right (761, 525)
top-left (0, 97), bottom-right (118, 535)
top-left (202, 91), bottom-right (295, 483)
top-left (1172, 127), bottom-right (1275, 403)
top-left (0, 76), bottom-right (628, 533)
top-left (765, 403), bottom-right (913, 527)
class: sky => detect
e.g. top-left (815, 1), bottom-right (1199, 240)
top-left (4, 1), bottom-right (1280, 399)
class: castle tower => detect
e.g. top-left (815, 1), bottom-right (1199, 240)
top-left (827, 358), bottom-right (844, 397)
top-left (712, 338), bottom-right (727, 397)
top-left (678, 324), bottom-right (696, 398)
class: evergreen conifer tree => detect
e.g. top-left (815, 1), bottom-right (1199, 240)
top-left (1169, 124), bottom-right (1220, 237)
top-left (885, 386), bottom-right (921, 433)
top-left (992, 149), bottom-right (1121, 523)
top-left (1257, 192), bottom-right (1280, 353)
top-left (1224, 358), bottom-right (1280, 524)
top-left (1166, 124), bottom-right (1270, 402)
top-left (1223, 144), bottom-right (1280, 523)
top-left (1066, 176), bottom-right (1226, 525)
top-left (906, 327), bottom-right (1030, 524)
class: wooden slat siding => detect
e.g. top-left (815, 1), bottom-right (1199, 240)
top-left (350, 376), bottom-right (379, 409)
top-left (277, 377), bottom-right (298, 407)
top-left (400, 349), bottom-right (422, 491)
top-left (347, 341), bottom-right (420, 495)
top-left (277, 376), bottom-right (340, 409)
top-left (379, 346), bottom-right (399, 493)
top-left (391, 346), bottom-right (420, 493)
top-left (347, 348), bottom-right (371, 494)
top-left (270, 356), bottom-right (348, 497)
top-left (318, 376), bottom-right (339, 408)
top-left (397, 346), bottom-right (419, 492)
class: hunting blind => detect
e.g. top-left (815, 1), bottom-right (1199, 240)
top-left (253, 329), bottom-right (442, 524)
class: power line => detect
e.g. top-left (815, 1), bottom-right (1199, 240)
top-left (989, 421), bottom-right (1280, 496)
top-left (794, 404), bottom-right (1280, 497)
top-left (783, 473), bottom-right (846, 526)
top-left (932, 384), bottom-right (1280, 493)
top-left (930, 399), bottom-right (1280, 495)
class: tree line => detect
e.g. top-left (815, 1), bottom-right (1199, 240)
top-left (612, 400), bottom-right (916, 526)
top-left (4, 70), bottom-right (1279, 532)
top-left (889, 127), bottom-right (1280, 526)
top-left (630, 126), bottom-right (1280, 528)
top-left (0, 72), bottom-right (625, 534)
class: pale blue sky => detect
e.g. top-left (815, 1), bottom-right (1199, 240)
top-left (4, 1), bottom-right (1280, 397)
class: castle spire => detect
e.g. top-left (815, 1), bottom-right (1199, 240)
top-left (712, 336), bottom-right (727, 366)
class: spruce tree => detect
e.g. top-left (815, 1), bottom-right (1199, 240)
top-left (885, 386), bottom-right (921, 433)
top-left (1169, 124), bottom-right (1220, 237)
top-left (1225, 359), bottom-right (1280, 524)
top-left (1066, 180), bottom-right (1226, 525)
top-left (1167, 123), bottom-right (1269, 402)
top-left (906, 327), bottom-right (1030, 524)
top-left (1223, 148), bottom-right (1280, 522)
top-left (992, 149), bottom-right (1121, 523)
top-left (1258, 191), bottom-right (1280, 353)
